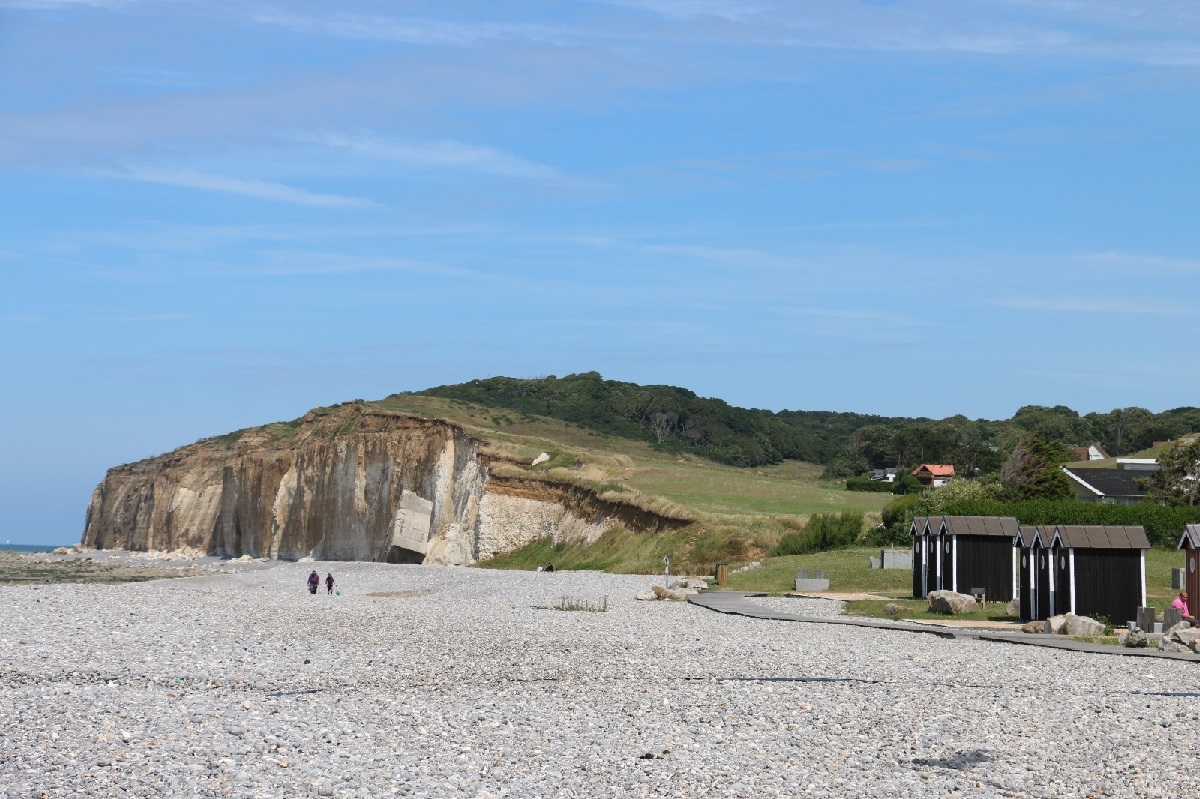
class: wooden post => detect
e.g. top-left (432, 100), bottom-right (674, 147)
top-left (715, 564), bottom-right (729, 586)
top-left (1164, 608), bottom-right (1183, 631)
top-left (1136, 606), bottom-right (1156, 633)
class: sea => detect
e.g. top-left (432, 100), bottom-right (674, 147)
top-left (2, 544), bottom-right (71, 553)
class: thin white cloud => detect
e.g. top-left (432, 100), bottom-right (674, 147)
top-left (95, 313), bottom-right (194, 322)
top-left (105, 167), bottom-right (379, 209)
top-left (995, 297), bottom-right (1189, 314)
top-left (0, 0), bottom-right (131, 8)
top-left (254, 10), bottom-right (571, 47)
top-left (306, 133), bottom-right (605, 189)
top-left (785, 307), bottom-right (936, 327)
top-left (644, 243), bottom-right (810, 270)
top-left (1078, 251), bottom-right (1200, 273)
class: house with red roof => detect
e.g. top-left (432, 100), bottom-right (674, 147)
top-left (912, 464), bottom-right (954, 488)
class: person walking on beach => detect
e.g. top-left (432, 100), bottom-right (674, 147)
top-left (307, 570), bottom-right (320, 595)
top-left (325, 573), bottom-right (335, 594)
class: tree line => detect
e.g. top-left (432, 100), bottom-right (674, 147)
top-left (414, 372), bottom-right (1200, 472)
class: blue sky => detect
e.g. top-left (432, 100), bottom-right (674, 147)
top-left (2, 0), bottom-right (1198, 543)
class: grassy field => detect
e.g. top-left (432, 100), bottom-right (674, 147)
top-left (370, 392), bottom-right (891, 526)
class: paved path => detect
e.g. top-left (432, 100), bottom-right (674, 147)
top-left (688, 591), bottom-right (1200, 662)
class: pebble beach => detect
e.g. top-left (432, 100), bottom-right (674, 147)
top-left (3, 560), bottom-right (1199, 798)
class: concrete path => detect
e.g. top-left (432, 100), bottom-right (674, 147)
top-left (688, 591), bottom-right (1200, 662)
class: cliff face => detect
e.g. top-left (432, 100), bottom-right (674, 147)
top-left (82, 404), bottom-right (685, 565)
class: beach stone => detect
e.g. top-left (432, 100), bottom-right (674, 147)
top-left (1123, 628), bottom-right (1148, 648)
top-left (635, 591), bottom-right (657, 601)
top-left (1062, 614), bottom-right (1105, 637)
top-left (651, 585), bottom-right (687, 601)
top-left (927, 590), bottom-right (977, 615)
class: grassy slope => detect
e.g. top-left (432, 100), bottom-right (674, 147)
top-left (366, 394), bottom-right (1186, 607)
top-left (363, 393), bottom-right (892, 573)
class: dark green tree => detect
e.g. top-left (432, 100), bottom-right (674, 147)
top-left (1141, 438), bottom-right (1200, 506)
top-left (1000, 432), bottom-right (1073, 500)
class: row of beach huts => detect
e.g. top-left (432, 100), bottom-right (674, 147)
top-left (910, 516), bottom-right (1200, 626)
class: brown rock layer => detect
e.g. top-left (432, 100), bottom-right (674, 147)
top-left (82, 404), bottom-right (686, 564)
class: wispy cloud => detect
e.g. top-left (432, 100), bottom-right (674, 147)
top-left (785, 307), bottom-right (936, 327)
top-left (995, 297), bottom-right (1190, 314)
top-left (643, 243), bottom-right (810, 270)
top-left (103, 167), bottom-right (379, 208)
top-left (1077, 251), bottom-right (1200, 274)
top-left (254, 10), bottom-right (571, 47)
top-left (94, 313), bottom-right (194, 323)
top-left (305, 133), bottom-right (604, 190)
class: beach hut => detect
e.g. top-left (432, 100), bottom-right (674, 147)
top-left (1178, 524), bottom-right (1200, 617)
top-left (1047, 525), bottom-right (1149, 626)
top-left (910, 516), bottom-right (940, 598)
top-left (1015, 525), bottom-right (1052, 621)
top-left (935, 516), bottom-right (1020, 602)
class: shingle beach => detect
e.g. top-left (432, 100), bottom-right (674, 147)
top-left (3, 560), bottom-right (1198, 798)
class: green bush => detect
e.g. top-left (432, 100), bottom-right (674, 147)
top-left (772, 512), bottom-right (865, 556)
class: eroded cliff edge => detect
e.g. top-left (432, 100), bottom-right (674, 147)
top-left (82, 403), bottom-right (688, 565)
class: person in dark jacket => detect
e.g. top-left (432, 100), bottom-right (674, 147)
top-left (307, 570), bottom-right (320, 595)
top-left (325, 573), bottom-right (335, 594)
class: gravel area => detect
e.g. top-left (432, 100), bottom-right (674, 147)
top-left (3, 561), bottom-right (1199, 798)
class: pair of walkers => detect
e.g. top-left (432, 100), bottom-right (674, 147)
top-left (307, 570), bottom-right (335, 595)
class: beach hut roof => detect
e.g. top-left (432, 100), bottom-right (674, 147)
top-left (1015, 525), bottom-right (1051, 548)
top-left (940, 516), bottom-right (1019, 538)
top-left (1052, 525), bottom-right (1150, 550)
top-left (1178, 524), bottom-right (1200, 550)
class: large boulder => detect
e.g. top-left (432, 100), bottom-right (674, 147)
top-left (1045, 614), bottom-right (1068, 635)
top-left (1159, 626), bottom-right (1200, 653)
top-left (651, 585), bottom-right (695, 601)
top-left (927, 590), bottom-right (978, 615)
top-left (670, 578), bottom-right (707, 590)
top-left (1174, 628), bottom-right (1200, 652)
top-left (1021, 621), bottom-right (1046, 634)
top-left (1062, 614), bottom-right (1105, 637)
top-left (1006, 597), bottom-right (1020, 617)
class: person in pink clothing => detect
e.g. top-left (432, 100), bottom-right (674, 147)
top-left (1170, 591), bottom-right (1197, 624)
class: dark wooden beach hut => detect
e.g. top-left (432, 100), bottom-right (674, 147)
top-left (1177, 524), bottom-right (1200, 618)
top-left (911, 515), bottom-right (958, 598)
top-left (910, 516), bottom-right (940, 598)
top-left (1015, 525), bottom-right (1051, 621)
top-left (935, 516), bottom-right (1020, 602)
top-left (1047, 525), bottom-right (1149, 626)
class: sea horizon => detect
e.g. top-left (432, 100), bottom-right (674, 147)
top-left (2, 543), bottom-right (75, 553)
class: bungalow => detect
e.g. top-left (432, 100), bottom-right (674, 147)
top-left (912, 464), bottom-right (954, 488)
top-left (1060, 466), bottom-right (1148, 505)
top-left (1069, 443), bottom-right (1111, 461)
top-left (870, 467), bottom-right (898, 483)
